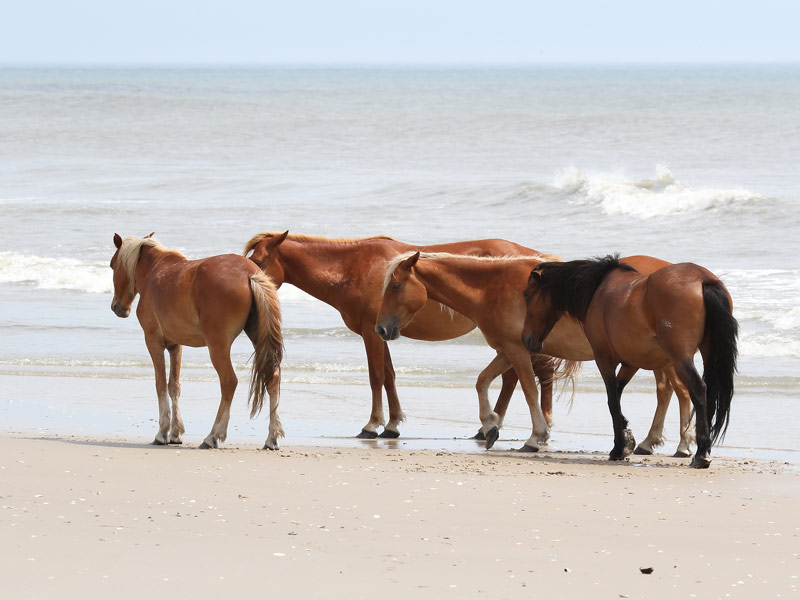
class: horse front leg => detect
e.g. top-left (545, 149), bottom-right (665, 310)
top-left (634, 367), bottom-right (670, 455)
top-left (145, 336), bottom-right (170, 445)
top-left (380, 344), bottom-right (404, 438)
top-left (167, 344), bottom-right (185, 444)
top-left (472, 365), bottom-right (516, 440)
top-left (597, 358), bottom-right (634, 461)
top-left (475, 353), bottom-right (512, 449)
top-left (201, 341), bottom-right (237, 449)
top-left (505, 346), bottom-right (548, 453)
top-left (356, 331), bottom-right (386, 439)
top-left (531, 354), bottom-right (555, 429)
top-left (263, 366), bottom-right (284, 450)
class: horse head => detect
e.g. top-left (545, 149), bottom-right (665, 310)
top-left (245, 230), bottom-right (289, 286)
top-left (375, 251), bottom-right (427, 341)
top-left (521, 265), bottom-right (562, 353)
top-left (110, 233), bottom-right (135, 318)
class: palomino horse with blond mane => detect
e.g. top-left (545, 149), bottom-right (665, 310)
top-left (243, 231), bottom-right (558, 439)
top-left (110, 234), bottom-right (284, 450)
top-left (376, 251), bottom-right (696, 455)
top-left (521, 255), bottom-right (738, 468)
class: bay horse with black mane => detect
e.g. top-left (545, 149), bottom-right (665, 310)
top-left (522, 255), bottom-right (738, 468)
top-left (110, 234), bottom-right (284, 450)
top-left (243, 231), bottom-right (559, 440)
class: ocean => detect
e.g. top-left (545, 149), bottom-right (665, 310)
top-left (1, 65), bottom-right (798, 462)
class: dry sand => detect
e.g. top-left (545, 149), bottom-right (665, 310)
top-left (1, 434), bottom-right (797, 599)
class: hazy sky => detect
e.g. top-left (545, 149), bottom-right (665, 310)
top-left (2, 0), bottom-right (798, 65)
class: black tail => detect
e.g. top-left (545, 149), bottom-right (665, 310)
top-left (702, 280), bottom-right (738, 444)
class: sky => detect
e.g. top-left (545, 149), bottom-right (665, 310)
top-left (1, 0), bottom-right (798, 65)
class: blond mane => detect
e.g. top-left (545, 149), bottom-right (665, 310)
top-left (116, 236), bottom-right (185, 296)
top-left (243, 231), bottom-right (396, 256)
top-left (382, 251), bottom-right (561, 294)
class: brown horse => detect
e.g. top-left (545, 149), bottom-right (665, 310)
top-left (521, 255), bottom-right (738, 468)
top-left (376, 251), bottom-right (695, 455)
top-left (243, 232), bottom-right (557, 439)
top-left (110, 234), bottom-right (284, 450)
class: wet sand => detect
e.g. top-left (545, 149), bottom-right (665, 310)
top-left (1, 434), bottom-right (797, 599)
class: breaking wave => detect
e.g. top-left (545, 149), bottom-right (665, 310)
top-left (554, 165), bottom-right (765, 219)
top-left (0, 252), bottom-right (112, 294)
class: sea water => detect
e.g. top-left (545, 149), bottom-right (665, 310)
top-left (0, 66), bottom-right (798, 461)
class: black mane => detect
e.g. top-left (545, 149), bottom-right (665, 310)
top-left (535, 254), bottom-right (637, 322)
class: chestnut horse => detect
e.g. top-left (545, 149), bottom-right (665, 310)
top-left (521, 255), bottom-right (738, 468)
top-left (376, 252), bottom-right (695, 455)
top-left (110, 234), bottom-right (284, 450)
top-left (243, 232), bottom-right (557, 439)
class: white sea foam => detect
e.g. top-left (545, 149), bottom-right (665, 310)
top-left (554, 166), bottom-right (765, 219)
top-left (0, 252), bottom-right (112, 294)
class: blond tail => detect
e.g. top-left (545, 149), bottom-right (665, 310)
top-left (248, 272), bottom-right (284, 418)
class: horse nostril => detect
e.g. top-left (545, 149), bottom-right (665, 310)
top-left (376, 324), bottom-right (387, 339)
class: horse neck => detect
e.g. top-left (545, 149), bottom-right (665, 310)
top-left (280, 237), bottom-right (401, 298)
top-left (413, 258), bottom-right (491, 318)
top-left (135, 245), bottom-right (186, 291)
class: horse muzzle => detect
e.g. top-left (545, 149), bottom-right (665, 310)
top-left (375, 321), bottom-right (400, 341)
top-left (111, 299), bottom-right (130, 318)
top-left (522, 333), bottom-right (542, 354)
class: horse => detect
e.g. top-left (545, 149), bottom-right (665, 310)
top-left (243, 231), bottom-right (558, 440)
top-left (110, 233), bottom-right (284, 450)
top-left (376, 251), bottom-right (696, 455)
top-left (521, 255), bottom-right (738, 468)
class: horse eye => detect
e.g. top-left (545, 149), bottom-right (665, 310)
top-left (392, 283), bottom-right (401, 291)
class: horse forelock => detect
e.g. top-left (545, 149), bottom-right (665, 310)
top-left (535, 254), bottom-right (635, 322)
top-left (116, 236), bottom-right (184, 296)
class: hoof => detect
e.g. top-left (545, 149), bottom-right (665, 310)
top-left (262, 443), bottom-right (279, 451)
top-left (471, 429), bottom-right (486, 441)
top-left (151, 438), bottom-right (167, 446)
top-left (609, 447), bottom-right (626, 461)
top-left (633, 445), bottom-right (653, 456)
top-left (690, 455), bottom-right (711, 469)
top-left (517, 444), bottom-right (539, 453)
top-left (356, 429), bottom-right (378, 439)
top-left (673, 450), bottom-right (692, 459)
top-left (378, 429), bottom-right (400, 439)
top-left (168, 439), bottom-right (183, 445)
top-left (199, 441), bottom-right (214, 449)
top-left (623, 429), bottom-right (636, 456)
top-left (484, 426), bottom-right (499, 450)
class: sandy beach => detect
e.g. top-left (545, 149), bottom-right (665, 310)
top-left (1, 434), bottom-right (797, 599)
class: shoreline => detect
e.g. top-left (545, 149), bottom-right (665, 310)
top-left (2, 434), bottom-right (798, 598)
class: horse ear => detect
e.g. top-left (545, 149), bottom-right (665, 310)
top-left (114, 233), bottom-right (122, 249)
top-left (144, 232), bottom-right (155, 239)
top-left (401, 251), bottom-right (420, 270)
top-left (275, 230), bottom-right (289, 246)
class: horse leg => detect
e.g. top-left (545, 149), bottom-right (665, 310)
top-left (634, 367), bottom-right (671, 456)
top-left (380, 344), bottom-right (404, 438)
top-left (597, 357), bottom-right (633, 461)
top-left (356, 331), bottom-right (386, 439)
top-left (200, 341), bottom-right (238, 449)
top-left (472, 366), bottom-right (516, 440)
top-left (505, 346), bottom-right (548, 453)
top-left (144, 336), bottom-right (170, 445)
top-left (475, 353), bottom-right (512, 449)
top-left (167, 344), bottom-right (185, 444)
top-left (263, 366), bottom-right (284, 450)
top-left (670, 369), bottom-right (696, 458)
top-left (672, 358), bottom-right (711, 468)
top-left (531, 355), bottom-right (554, 429)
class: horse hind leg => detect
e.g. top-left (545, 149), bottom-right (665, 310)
top-left (634, 368), bottom-right (672, 455)
top-left (167, 345), bottom-right (185, 444)
top-left (263, 366), bottom-right (284, 450)
top-left (201, 341), bottom-right (238, 449)
top-left (670, 369), bottom-right (695, 458)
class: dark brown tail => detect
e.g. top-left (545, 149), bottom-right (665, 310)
top-left (702, 280), bottom-right (738, 444)
top-left (248, 273), bottom-right (283, 418)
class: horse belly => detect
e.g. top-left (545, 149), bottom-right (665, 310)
top-left (402, 301), bottom-right (477, 341)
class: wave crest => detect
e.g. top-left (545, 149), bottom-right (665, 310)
top-left (0, 252), bottom-right (112, 294)
top-left (554, 166), bottom-right (765, 219)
